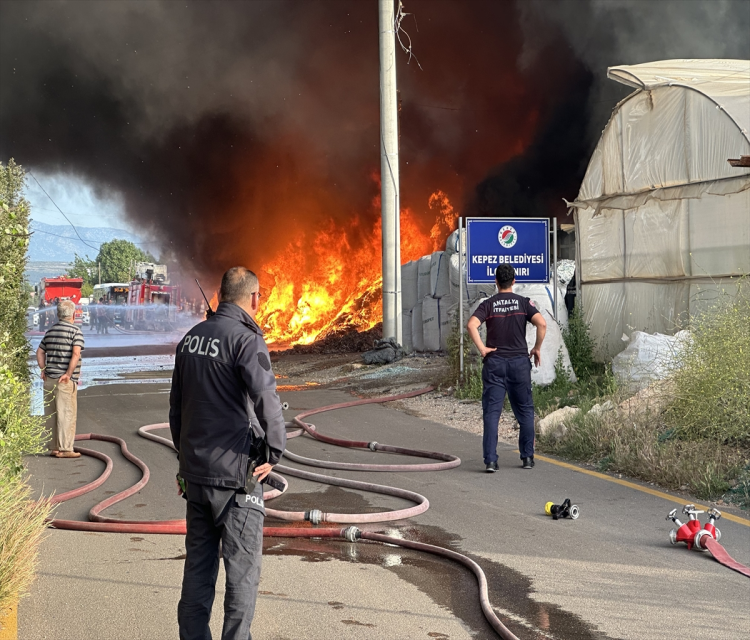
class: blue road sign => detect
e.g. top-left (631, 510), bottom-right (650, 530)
top-left (466, 218), bottom-right (549, 284)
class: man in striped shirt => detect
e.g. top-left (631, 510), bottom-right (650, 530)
top-left (36, 299), bottom-right (85, 458)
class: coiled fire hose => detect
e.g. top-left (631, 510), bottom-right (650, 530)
top-left (45, 388), bottom-right (519, 640)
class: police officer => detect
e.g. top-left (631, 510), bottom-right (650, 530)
top-left (467, 264), bottom-right (547, 472)
top-left (169, 266), bottom-right (286, 640)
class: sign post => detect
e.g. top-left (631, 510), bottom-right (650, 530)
top-left (458, 216), bottom-right (464, 379)
top-left (466, 217), bottom-right (550, 284)
top-left (461, 217), bottom-right (551, 375)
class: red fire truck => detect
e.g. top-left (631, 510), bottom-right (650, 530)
top-left (36, 276), bottom-right (84, 327)
top-left (124, 263), bottom-right (181, 330)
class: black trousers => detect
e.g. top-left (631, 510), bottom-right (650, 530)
top-left (178, 483), bottom-right (265, 640)
top-left (482, 354), bottom-right (536, 463)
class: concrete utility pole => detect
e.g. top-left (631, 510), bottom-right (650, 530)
top-left (379, 0), bottom-right (402, 342)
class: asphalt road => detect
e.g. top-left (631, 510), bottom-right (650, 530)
top-left (21, 378), bottom-right (750, 640)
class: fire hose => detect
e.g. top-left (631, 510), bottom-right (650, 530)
top-left (666, 505), bottom-right (750, 578)
top-left (45, 388), bottom-right (520, 640)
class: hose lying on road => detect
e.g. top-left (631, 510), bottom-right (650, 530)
top-left (45, 387), bottom-right (519, 639)
top-left (702, 536), bottom-right (750, 578)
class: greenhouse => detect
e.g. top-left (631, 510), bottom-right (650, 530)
top-left (570, 59), bottom-right (750, 359)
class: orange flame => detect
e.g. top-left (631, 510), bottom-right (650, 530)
top-left (255, 191), bottom-right (453, 346)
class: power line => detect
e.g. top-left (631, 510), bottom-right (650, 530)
top-left (27, 172), bottom-right (101, 252)
top-left (31, 227), bottom-right (160, 247)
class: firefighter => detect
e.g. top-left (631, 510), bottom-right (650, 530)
top-left (169, 267), bottom-right (286, 640)
top-left (467, 264), bottom-right (547, 471)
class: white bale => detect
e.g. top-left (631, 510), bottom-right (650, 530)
top-left (401, 309), bottom-right (413, 354)
top-left (444, 228), bottom-right (465, 256)
top-left (555, 259), bottom-right (576, 287)
top-left (468, 298), bottom-right (488, 356)
top-left (401, 261), bottom-right (418, 311)
top-left (417, 255), bottom-right (432, 300)
top-left (411, 301), bottom-right (424, 352)
top-left (430, 251), bottom-right (451, 298)
top-left (449, 252), bottom-right (461, 287)
top-left (449, 254), bottom-right (496, 303)
top-left (514, 283), bottom-right (569, 327)
top-left (526, 310), bottom-right (577, 386)
top-left (438, 295), bottom-right (459, 351)
top-left (612, 330), bottom-right (690, 393)
top-left (422, 297), bottom-right (441, 352)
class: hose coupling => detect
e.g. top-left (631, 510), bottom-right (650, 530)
top-left (669, 528), bottom-right (678, 545)
top-left (666, 509), bottom-right (684, 527)
top-left (305, 509), bottom-right (323, 525)
top-left (368, 442), bottom-right (379, 451)
top-left (707, 508), bottom-right (722, 524)
top-left (693, 529), bottom-right (713, 551)
top-left (281, 402), bottom-right (290, 411)
top-left (343, 526), bottom-right (361, 543)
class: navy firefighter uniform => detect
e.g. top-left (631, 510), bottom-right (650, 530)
top-left (169, 301), bottom-right (287, 640)
top-left (471, 293), bottom-right (539, 467)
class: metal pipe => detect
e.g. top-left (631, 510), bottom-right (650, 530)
top-left (459, 217), bottom-right (464, 376)
top-left (552, 217), bottom-right (558, 321)
top-left (379, 0), bottom-right (401, 341)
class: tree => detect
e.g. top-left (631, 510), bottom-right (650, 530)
top-left (95, 239), bottom-right (156, 284)
top-left (67, 253), bottom-right (97, 287)
top-left (0, 158), bottom-right (31, 379)
top-left (68, 240), bottom-right (156, 285)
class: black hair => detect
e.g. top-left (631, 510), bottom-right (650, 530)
top-left (495, 264), bottom-right (516, 289)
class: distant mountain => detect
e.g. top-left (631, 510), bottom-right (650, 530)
top-left (28, 221), bottom-right (148, 262)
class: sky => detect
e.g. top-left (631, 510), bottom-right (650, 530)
top-left (24, 171), bottom-right (130, 230)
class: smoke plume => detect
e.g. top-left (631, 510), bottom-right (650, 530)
top-left (1, 0), bottom-right (748, 292)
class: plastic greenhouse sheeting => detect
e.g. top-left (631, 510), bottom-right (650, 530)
top-left (571, 59), bottom-right (750, 360)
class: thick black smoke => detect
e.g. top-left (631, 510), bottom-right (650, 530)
top-left (1, 0), bottom-right (748, 290)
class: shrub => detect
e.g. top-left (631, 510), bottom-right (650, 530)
top-left (0, 159), bottom-right (31, 380)
top-left (562, 304), bottom-right (596, 381)
top-left (0, 479), bottom-right (52, 611)
top-left (445, 323), bottom-right (483, 400)
top-left (0, 340), bottom-right (47, 479)
top-left (666, 282), bottom-right (750, 446)
top-left (539, 408), bottom-right (746, 501)
top-left (0, 159), bottom-right (51, 611)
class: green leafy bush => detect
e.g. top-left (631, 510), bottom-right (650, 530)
top-left (666, 282), bottom-right (750, 446)
top-left (0, 338), bottom-right (47, 479)
top-left (0, 159), bottom-right (31, 380)
top-left (0, 159), bottom-right (52, 610)
top-left (445, 323), bottom-right (483, 399)
top-left (562, 304), bottom-right (596, 381)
